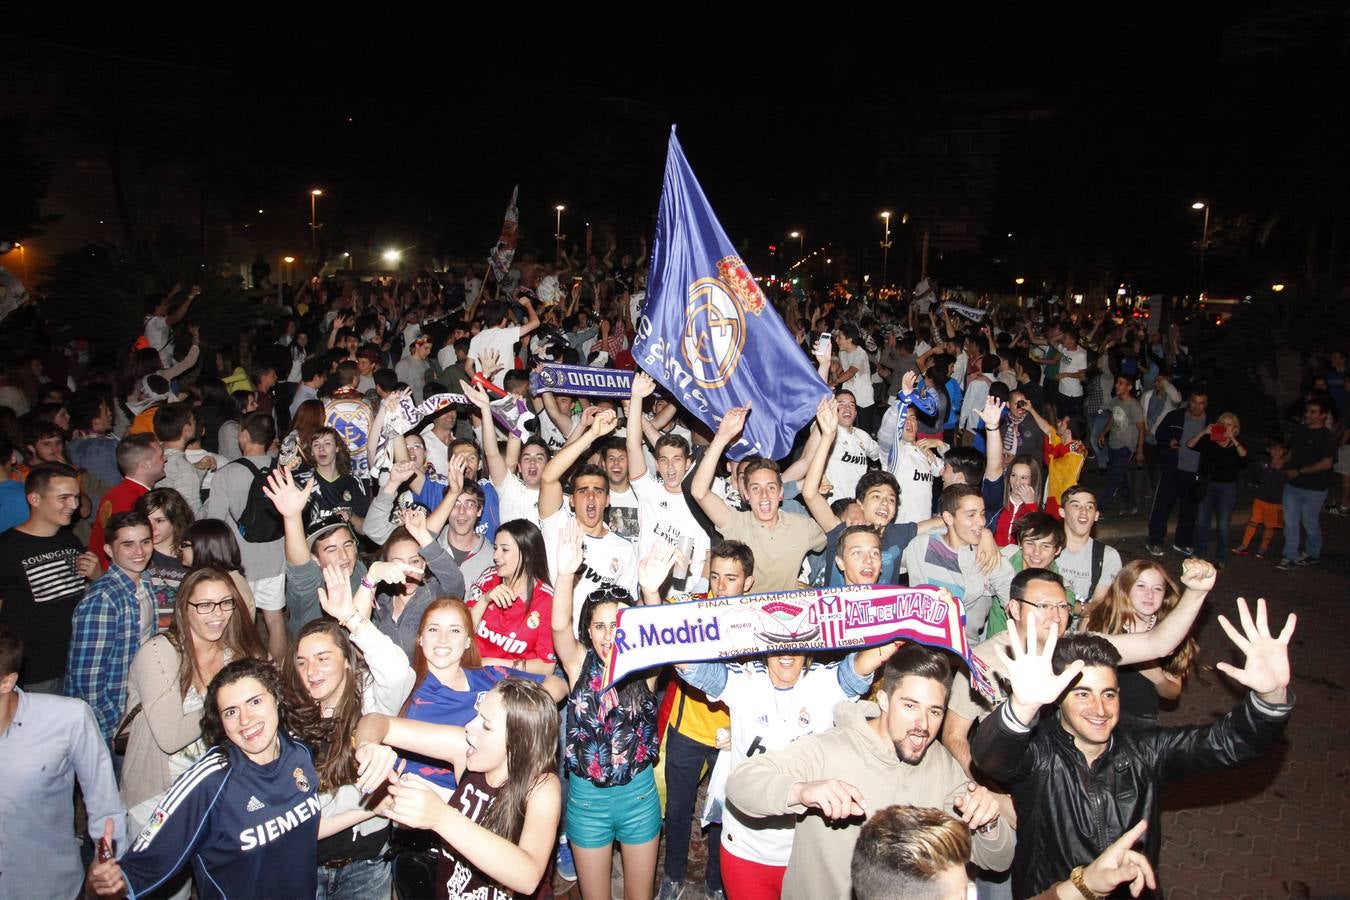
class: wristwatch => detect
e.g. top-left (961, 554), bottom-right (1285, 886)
top-left (1069, 866), bottom-right (1101, 900)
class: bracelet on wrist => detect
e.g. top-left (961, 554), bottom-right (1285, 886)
top-left (1068, 866), bottom-right (1101, 900)
top-left (359, 578), bottom-right (375, 591)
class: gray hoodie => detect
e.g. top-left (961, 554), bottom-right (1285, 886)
top-left (725, 697), bottom-right (1015, 900)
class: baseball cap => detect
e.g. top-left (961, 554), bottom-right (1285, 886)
top-left (305, 513), bottom-right (355, 548)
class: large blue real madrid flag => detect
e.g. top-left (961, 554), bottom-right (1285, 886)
top-left (634, 129), bottom-right (829, 461)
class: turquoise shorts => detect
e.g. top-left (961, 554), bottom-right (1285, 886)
top-left (564, 766), bottom-right (661, 849)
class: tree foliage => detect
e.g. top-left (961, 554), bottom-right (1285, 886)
top-left (40, 235), bottom-right (275, 369)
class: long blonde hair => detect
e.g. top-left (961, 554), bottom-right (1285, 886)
top-left (1086, 559), bottom-right (1198, 679)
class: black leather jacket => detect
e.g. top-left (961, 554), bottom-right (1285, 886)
top-left (971, 692), bottom-right (1292, 898)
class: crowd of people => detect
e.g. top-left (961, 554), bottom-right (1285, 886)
top-left (0, 248), bottom-right (1333, 899)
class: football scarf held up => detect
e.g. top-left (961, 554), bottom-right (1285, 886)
top-left (529, 363), bottom-right (635, 399)
top-left (602, 584), bottom-right (994, 699)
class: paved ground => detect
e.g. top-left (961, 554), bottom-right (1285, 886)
top-left (554, 481), bottom-right (1350, 899)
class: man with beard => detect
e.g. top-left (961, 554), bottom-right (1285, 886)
top-left (725, 643), bottom-right (1014, 900)
top-left (673, 526), bottom-right (901, 900)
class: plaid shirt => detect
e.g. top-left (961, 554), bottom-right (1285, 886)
top-left (65, 566), bottom-right (152, 742)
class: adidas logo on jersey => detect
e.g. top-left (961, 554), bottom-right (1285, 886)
top-left (246, 795), bottom-right (265, 812)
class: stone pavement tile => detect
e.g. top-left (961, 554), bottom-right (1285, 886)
top-left (1153, 512), bottom-right (1350, 897)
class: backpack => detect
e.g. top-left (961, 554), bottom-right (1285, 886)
top-left (1089, 539), bottom-right (1107, 597)
top-left (231, 458), bottom-right (285, 543)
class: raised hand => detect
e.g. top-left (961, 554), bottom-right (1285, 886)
top-left (318, 564), bottom-right (362, 624)
top-left (796, 779), bottom-right (867, 821)
top-left (715, 404), bottom-right (752, 444)
top-left (262, 465), bottom-right (316, 519)
top-left (382, 388), bottom-right (412, 414)
top-left (979, 396), bottom-right (1007, 430)
top-left (445, 454), bottom-right (466, 495)
top-left (815, 395), bottom-right (839, 435)
top-left (458, 379), bottom-right (492, 410)
top-left (630, 371), bottom-right (657, 401)
top-left (1178, 558), bottom-right (1218, 594)
top-left (478, 349), bottom-right (505, 380)
top-left (588, 408), bottom-right (619, 437)
top-left (556, 519), bottom-right (585, 575)
top-left (1215, 597), bottom-right (1295, 703)
top-left (401, 506), bottom-right (431, 543)
top-left (901, 370), bottom-right (919, 394)
top-left (995, 612), bottom-right (1084, 720)
top-left (637, 540), bottom-right (678, 595)
top-left (386, 460), bottom-right (417, 490)
top-left (1081, 820), bottom-right (1156, 897)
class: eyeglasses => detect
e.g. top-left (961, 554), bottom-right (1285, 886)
top-left (188, 598), bottom-right (237, 615)
top-left (1015, 599), bottom-right (1071, 615)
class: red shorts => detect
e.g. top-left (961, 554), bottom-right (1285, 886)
top-left (720, 846), bottom-right (786, 900)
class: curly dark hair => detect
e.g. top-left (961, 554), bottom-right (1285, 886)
top-left (201, 658), bottom-right (289, 758)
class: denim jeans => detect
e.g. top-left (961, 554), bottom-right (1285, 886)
top-left (315, 855), bottom-right (391, 900)
top-left (1194, 481), bottom-right (1238, 562)
top-left (1282, 485), bottom-right (1328, 561)
top-left (661, 727), bottom-right (723, 891)
top-left (1100, 446), bottom-right (1136, 510)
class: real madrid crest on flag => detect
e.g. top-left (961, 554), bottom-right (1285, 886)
top-left (635, 128), bottom-right (828, 460)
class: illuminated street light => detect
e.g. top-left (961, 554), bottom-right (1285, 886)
top-left (283, 256), bottom-right (295, 263)
top-left (1014, 277), bottom-right (1025, 285)
top-left (309, 189), bottom-right (324, 252)
top-left (554, 205), bottom-right (566, 266)
top-left (880, 212), bottom-right (893, 287)
top-left (1272, 283), bottom-right (1286, 292)
top-left (1192, 201), bottom-right (1211, 295)
top-left (382, 249), bottom-right (401, 265)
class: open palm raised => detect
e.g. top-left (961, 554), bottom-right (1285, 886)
top-left (995, 610), bottom-right (1084, 722)
top-left (1215, 597), bottom-right (1295, 703)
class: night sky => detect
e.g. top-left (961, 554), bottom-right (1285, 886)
top-left (7, 2), bottom-right (1343, 292)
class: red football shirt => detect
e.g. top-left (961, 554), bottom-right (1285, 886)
top-left (466, 569), bottom-right (556, 665)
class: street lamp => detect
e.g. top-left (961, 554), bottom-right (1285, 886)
top-left (789, 230), bottom-right (804, 259)
top-left (1014, 276), bottom-right (1025, 307)
top-left (1272, 283), bottom-right (1286, 292)
top-left (282, 255), bottom-right (295, 285)
top-left (880, 212), bottom-right (893, 288)
top-left (309, 189), bottom-right (324, 252)
top-left (554, 205), bottom-right (566, 266)
top-left (382, 249), bottom-right (401, 267)
top-left (1192, 201), bottom-right (1211, 296)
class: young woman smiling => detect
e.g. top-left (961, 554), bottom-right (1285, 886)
top-left (280, 565), bottom-right (416, 899)
top-left (353, 678), bottom-right (563, 898)
top-left (86, 659), bottom-right (358, 899)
